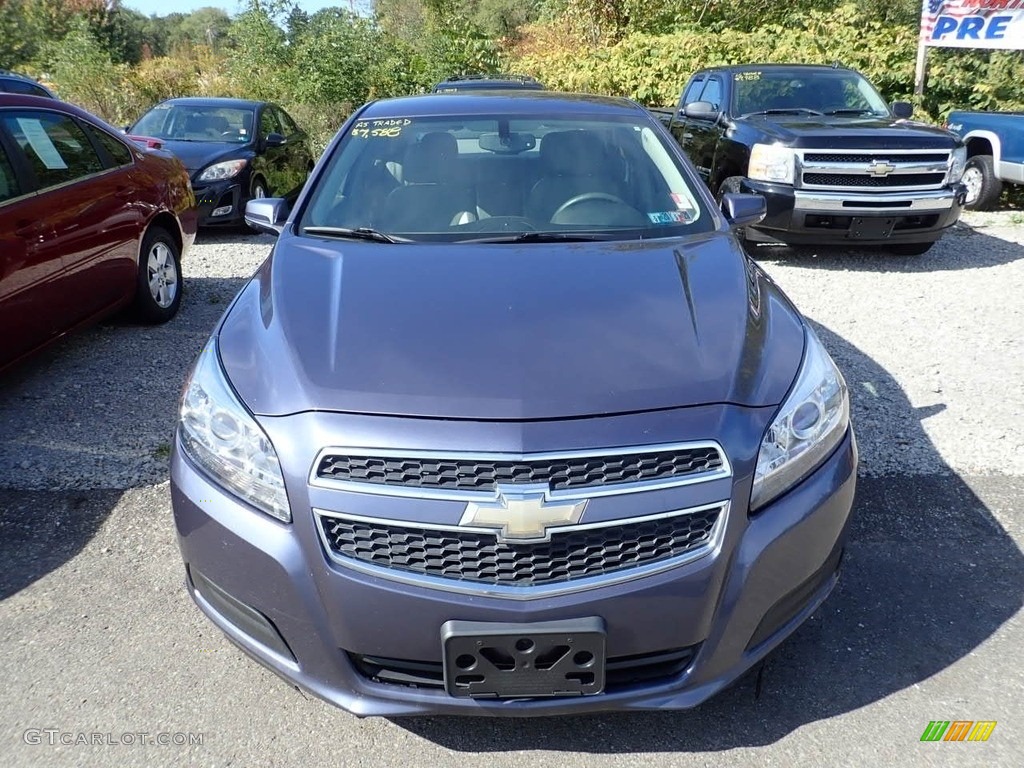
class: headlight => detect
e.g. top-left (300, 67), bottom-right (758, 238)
top-left (197, 159), bottom-right (247, 182)
top-left (748, 143), bottom-right (795, 185)
top-left (946, 145), bottom-right (967, 185)
top-left (178, 339), bottom-right (290, 522)
top-left (750, 325), bottom-right (850, 511)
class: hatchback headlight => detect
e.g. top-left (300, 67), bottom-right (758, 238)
top-left (749, 143), bottom-right (795, 185)
top-left (197, 159), bottom-right (247, 182)
top-left (750, 326), bottom-right (850, 511)
top-left (946, 145), bottom-right (967, 185)
top-left (178, 339), bottom-right (290, 522)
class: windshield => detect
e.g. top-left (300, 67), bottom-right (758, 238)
top-left (131, 104), bottom-right (254, 143)
top-left (300, 113), bottom-right (713, 242)
top-left (732, 69), bottom-right (889, 117)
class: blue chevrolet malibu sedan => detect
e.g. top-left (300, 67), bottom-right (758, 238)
top-left (170, 92), bottom-right (857, 716)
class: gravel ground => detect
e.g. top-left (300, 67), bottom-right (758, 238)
top-left (0, 212), bottom-right (1022, 490)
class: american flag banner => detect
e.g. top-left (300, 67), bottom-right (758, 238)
top-left (921, 0), bottom-right (1024, 49)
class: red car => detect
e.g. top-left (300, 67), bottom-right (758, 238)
top-left (0, 94), bottom-right (196, 371)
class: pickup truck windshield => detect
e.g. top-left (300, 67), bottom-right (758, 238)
top-left (733, 69), bottom-right (889, 118)
top-left (301, 114), bottom-right (713, 242)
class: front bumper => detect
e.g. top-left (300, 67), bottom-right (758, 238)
top-left (170, 413), bottom-right (857, 717)
top-left (742, 179), bottom-right (965, 246)
top-left (191, 179), bottom-right (245, 226)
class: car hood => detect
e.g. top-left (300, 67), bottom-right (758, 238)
top-left (217, 234), bottom-right (806, 419)
top-left (147, 140), bottom-right (252, 174)
top-left (751, 116), bottom-right (958, 149)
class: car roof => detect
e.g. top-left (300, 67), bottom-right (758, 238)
top-left (0, 70), bottom-right (56, 97)
top-left (357, 91), bottom-right (645, 120)
top-left (0, 93), bottom-right (124, 132)
top-left (699, 63), bottom-right (856, 74)
top-left (153, 96), bottom-right (265, 109)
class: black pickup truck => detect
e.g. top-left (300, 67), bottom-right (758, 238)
top-left (652, 64), bottom-right (967, 255)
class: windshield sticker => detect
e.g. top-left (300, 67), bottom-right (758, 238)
top-left (648, 211), bottom-right (692, 225)
top-left (351, 118), bottom-right (412, 139)
top-left (735, 71), bottom-right (761, 82)
top-left (16, 118), bottom-right (67, 170)
top-left (670, 192), bottom-right (697, 211)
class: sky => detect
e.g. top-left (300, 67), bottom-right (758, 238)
top-left (122, 1), bottom-right (363, 17)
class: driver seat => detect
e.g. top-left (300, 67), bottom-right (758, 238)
top-left (525, 130), bottom-right (623, 223)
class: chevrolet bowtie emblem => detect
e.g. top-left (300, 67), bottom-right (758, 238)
top-left (460, 484), bottom-right (588, 543)
top-left (867, 160), bottom-right (896, 177)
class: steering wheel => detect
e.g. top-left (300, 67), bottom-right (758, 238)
top-left (551, 192), bottom-right (631, 220)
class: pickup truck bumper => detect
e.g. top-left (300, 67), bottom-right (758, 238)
top-left (740, 179), bottom-right (966, 246)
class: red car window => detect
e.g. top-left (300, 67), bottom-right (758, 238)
top-left (0, 110), bottom-right (103, 190)
top-left (0, 145), bottom-right (18, 202)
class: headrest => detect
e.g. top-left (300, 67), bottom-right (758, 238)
top-left (402, 132), bottom-right (458, 183)
top-left (539, 130), bottom-right (606, 176)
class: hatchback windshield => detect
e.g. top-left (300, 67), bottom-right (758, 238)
top-left (132, 104), bottom-right (254, 143)
top-left (732, 69), bottom-right (889, 117)
top-left (300, 113), bottom-right (713, 241)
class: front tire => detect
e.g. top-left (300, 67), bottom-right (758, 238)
top-left (962, 155), bottom-right (1002, 211)
top-left (134, 226), bottom-right (182, 323)
top-left (717, 175), bottom-right (756, 256)
top-left (245, 175), bottom-right (269, 233)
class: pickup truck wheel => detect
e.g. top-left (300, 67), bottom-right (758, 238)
top-left (890, 242), bottom-right (934, 256)
top-left (962, 155), bottom-right (1002, 211)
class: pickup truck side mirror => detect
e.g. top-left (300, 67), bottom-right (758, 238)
top-left (245, 197), bottom-right (289, 235)
top-left (721, 193), bottom-right (766, 229)
top-left (891, 101), bottom-right (913, 119)
top-left (684, 101), bottom-right (721, 122)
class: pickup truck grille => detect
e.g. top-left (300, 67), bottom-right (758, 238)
top-left (798, 149), bottom-right (951, 193)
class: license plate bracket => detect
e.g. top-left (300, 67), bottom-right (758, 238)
top-left (441, 618), bottom-right (606, 699)
top-left (848, 216), bottom-right (896, 239)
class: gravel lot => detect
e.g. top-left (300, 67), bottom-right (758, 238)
top-left (1, 214), bottom-right (1022, 767)
top-left (0, 213), bottom-right (1022, 489)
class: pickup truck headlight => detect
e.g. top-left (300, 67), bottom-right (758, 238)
top-left (197, 159), bottom-right (248, 182)
top-left (178, 339), bottom-right (290, 522)
top-left (749, 143), bottom-right (796, 185)
top-left (946, 145), bottom-right (967, 185)
top-left (750, 325), bottom-right (849, 511)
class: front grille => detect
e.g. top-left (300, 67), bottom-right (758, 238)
top-left (318, 507), bottom-right (721, 587)
top-left (802, 172), bottom-right (946, 188)
top-left (316, 446), bottom-right (724, 493)
top-left (803, 152), bottom-right (949, 164)
top-left (348, 645), bottom-right (698, 691)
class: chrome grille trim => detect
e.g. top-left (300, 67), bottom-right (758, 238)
top-left (312, 502), bottom-right (730, 599)
top-left (796, 148), bottom-right (952, 193)
top-left (309, 441), bottom-right (731, 501)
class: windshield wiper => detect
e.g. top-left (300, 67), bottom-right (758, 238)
top-left (745, 108), bottom-right (825, 116)
top-left (463, 231), bottom-right (616, 244)
top-left (302, 226), bottom-right (407, 243)
top-left (823, 108), bottom-right (879, 116)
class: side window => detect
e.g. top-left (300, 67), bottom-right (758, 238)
top-left (0, 111), bottom-right (103, 190)
top-left (259, 108), bottom-right (281, 138)
top-left (0, 145), bottom-right (20, 203)
top-left (84, 124), bottom-right (133, 167)
top-left (699, 78), bottom-right (723, 110)
top-left (682, 77), bottom-right (705, 106)
top-left (276, 108), bottom-right (300, 136)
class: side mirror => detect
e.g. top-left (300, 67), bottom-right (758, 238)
top-left (720, 192), bottom-right (766, 228)
top-left (264, 132), bottom-right (286, 148)
top-left (244, 197), bottom-right (289, 235)
top-left (891, 101), bottom-right (913, 120)
top-left (684, 101), bottom-right (720, 122)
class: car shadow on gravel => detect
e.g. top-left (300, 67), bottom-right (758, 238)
top-left (395, 322), bottom-right (1024, 752)
top-left (195, 229), bottom-right (277, 247)
top-left (750, 223), bottom-right (1024, 272)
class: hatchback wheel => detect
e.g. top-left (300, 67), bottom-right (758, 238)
top-left (134, 227), bottom-right (182, 323)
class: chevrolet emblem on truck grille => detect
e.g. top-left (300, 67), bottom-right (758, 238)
top-left (460, 484), bottom-right (588, 542)
top-left (867, 160), bottom-right (896, 177)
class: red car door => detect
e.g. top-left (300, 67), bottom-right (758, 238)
top-left (0, 109), bottom-right (141, 332)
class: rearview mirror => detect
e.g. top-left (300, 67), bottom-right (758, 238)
top-left (684, 101), bottom-right (720, 122)
top-left (479, 132), bottom-right (536, 154)
top-left (720, 193), bottom-right (766, 228)
top-left (245, 197), bottom-right (289, 235)
top-left (891, 101), bottom-right (913, 120)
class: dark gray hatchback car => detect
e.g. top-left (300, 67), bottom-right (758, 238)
top-left (170, 92), bottom-right (857, 716)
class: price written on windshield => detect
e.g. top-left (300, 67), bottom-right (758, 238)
top-left (351, 118), bottom-right (412, 138)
